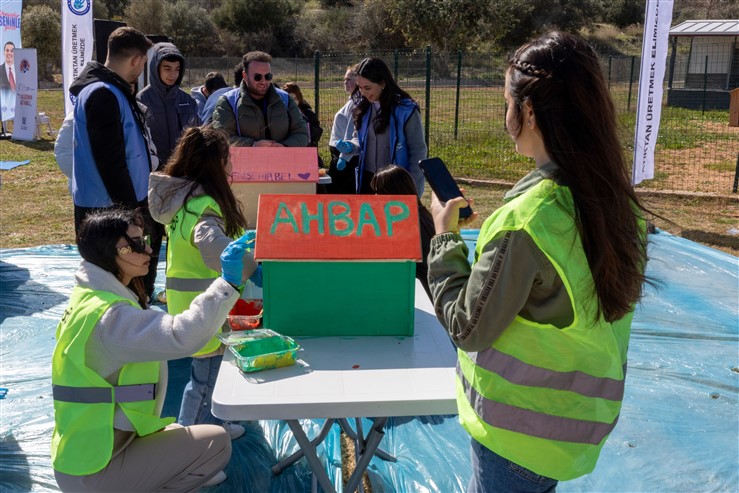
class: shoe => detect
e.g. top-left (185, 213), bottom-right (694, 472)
top-left (202, 470), bottom-right (227, 487)
top-left (222, 422), bottom-right (245, 440)
top-left (154, 290), bottom-right (167, 304)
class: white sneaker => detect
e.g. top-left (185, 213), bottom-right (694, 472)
top-left (202, 470), bottom-right (227, 487)
top-left (222, 422), bottom-right (245, 440)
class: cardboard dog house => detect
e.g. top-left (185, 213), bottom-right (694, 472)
top-left (254, 194), bottom-right (422, 337)
top-left (229, 147), bottom-right (319, 227)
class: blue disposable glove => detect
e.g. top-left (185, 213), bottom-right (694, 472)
top-left (335, 139), bottom-right (354, 154)
top-left (336, 158), bottom-right (347, 171)
top-left (221, 233), bottom-right (253, 287)
top-left (249, 265), bottom-right (263, 288)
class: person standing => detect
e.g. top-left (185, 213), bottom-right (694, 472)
top-left (211, 51), bottom-right (308, 147)
top-left (137, 42), bottom-right (200, 167)
top-left (327, 65), bottom-right (360, 193)
top-left (427, 31), bottom-right (650, 492)
top-left (149, 126), bottom-right (262, 441)
top-left (69, 27), bottom-right (161, 301)
top-left (199, 72), bottom-right (231, 124)
top-left (336, 57), bottom-right (427, 196)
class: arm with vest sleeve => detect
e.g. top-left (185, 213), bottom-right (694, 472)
top-left (85, 88), bottom-right (138, 207)
top-left (278, 98), bottom-right (310, 147)
top-left (427, 229), bottom-right (566, 352)
top-left (211, 94), bottom-right (256, 147)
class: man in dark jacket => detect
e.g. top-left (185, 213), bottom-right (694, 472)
top-left (69, 27), bottom-right (161, 300)
top-left (211, 51), bottom-right (308, 147)
top-left (138, 42), bottom-right (200, 167)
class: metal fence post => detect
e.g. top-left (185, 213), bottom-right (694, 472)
top-left (627, 56), bottom-right (636, 111)
top-left (314, 51), bottom-right (320, 119)
top-left (733, 153), bottom-right (739, 194)
top-left (702, 55), bottom-right (708, 115)
top-left (667, 37), bottom-right (677, 89)
top-left (394, 50), bottom-right (399, 81)
top-left (454, 50), bottom-right (462, 140)
top-left (425, 46), bottom-right (431, 153)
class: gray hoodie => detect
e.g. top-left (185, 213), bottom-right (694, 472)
top-left (137, 43), bottom-right (200, 167)
top-left (148, 172), bottom-right (258, 280)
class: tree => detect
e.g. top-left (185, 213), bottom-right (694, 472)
top-left (101, 0), bottom-right (130, 19)
top-left (380, 0), bottom-right (489, 52)
top-left (20, 4), bottom-right (61, 81)
top-left (604, 0), bottom-right (645, 28)
top-left (162, 0), bottom-right (220, 56)
top-left (124, 0), bottom-right (165, 35)
top-left (212, 0), bottom-right (299, 36)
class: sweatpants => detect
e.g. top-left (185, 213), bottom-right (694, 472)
top-left (54, 424), bottom-right (231, 492)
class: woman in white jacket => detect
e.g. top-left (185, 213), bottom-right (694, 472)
top-left (51, 208), bottom-right (249, 491)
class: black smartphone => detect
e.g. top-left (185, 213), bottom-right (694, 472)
top-left (419, 157), bottom-right (473, 219)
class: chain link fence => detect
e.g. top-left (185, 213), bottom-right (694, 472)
top-left (184, 42), bottom-right (739, 195)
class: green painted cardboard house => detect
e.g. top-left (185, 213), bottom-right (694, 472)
top-left (254, 194), bottom-right (422, 337)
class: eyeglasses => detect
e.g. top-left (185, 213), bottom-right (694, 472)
top-left (117, 234), bottom-right (151, 256)
top-left (253, 73), bottom-right (273, 82)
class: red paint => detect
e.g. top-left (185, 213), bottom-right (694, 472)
top-left (352, 365), bottom-right (360, 369)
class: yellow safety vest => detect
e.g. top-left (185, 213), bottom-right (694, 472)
top-left (51, 287), bottom-right (174, 475)
top-left (458, 179), bottom-right (637, 480)
top-left (166, 195), bottom-right (239, 356)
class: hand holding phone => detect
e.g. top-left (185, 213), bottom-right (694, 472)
top-left (419, 157), bottom-right (473, 219)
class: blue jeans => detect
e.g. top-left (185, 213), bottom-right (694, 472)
top-left (177, 354), bottom-right (224, 426)
top-left (468, 438), bottom-right (558, 493)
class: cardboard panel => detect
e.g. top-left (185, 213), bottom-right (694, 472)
top-left (262, 261), bottom-right (415, 336)
top-left (254, 194), bottom-right (421, 261)
top-left (231, 182), bottom-right (315, 228)
top-left (229, 147), bottom-right (319, 183)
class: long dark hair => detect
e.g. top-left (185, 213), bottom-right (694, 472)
top-left (159, 126), bottom-right (248, 237)
top-left (77, 208), bottom-right (148, 308)
top-left (370, 164), bottom-right (432, 222)
top-left (507, 31), bottom-right (648, 323)
top-left (353, 57), bottom-right (414, 134)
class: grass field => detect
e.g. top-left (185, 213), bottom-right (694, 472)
top-left (0, 89), bottom-right (737, 256)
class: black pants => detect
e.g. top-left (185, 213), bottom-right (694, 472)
top-left (327, 146), bottom-right (360, 194)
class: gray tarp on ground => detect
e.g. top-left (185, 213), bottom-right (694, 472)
top-left (1, 230), bottom-right (737, 492)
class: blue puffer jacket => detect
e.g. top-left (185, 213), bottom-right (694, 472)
top-left (356, 97), bottom-right (426, 195)
top-left (137, 43), bottom-right (200, 167)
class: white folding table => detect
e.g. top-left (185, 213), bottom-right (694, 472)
top-left (212, 281), bottom-right (458, 493)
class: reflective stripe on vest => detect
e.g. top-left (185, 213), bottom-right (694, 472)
top-left (458, 179), bottom-right (636, 481)
top-left (456, 360), bottom-right (622, 445)
top-left (166, 195), bottom-right (234, 356)
top-left (53, 383), bottom-right (156, 403)
top-left (51, 287), bottom-right (174, 476)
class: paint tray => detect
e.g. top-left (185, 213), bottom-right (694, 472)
top-left (219, 329), bottom-right (300, 373)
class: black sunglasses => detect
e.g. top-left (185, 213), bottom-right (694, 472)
top-left (253, 73), bottom-right (273, 82)
top-left (117, 234), bottom-right (151, 255)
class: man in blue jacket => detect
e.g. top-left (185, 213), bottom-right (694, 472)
top-left (69, 27), bottom-right (160, 300)
top-left (138, 42), bottom-right (200, 167)
top-left (199, 72), bottom-right (231, 124)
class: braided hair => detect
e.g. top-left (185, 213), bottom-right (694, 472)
top-left (506, 31), bottom-right (649, 323)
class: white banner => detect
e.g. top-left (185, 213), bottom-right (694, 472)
top-left (0, 0), bottom-right (22, 122)
top-left (11, 47), bottom-right (37, 140)
top-left (61, 0), bottom-right (93, 115)
top-left (632, 0), bottom-right (674, 185)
